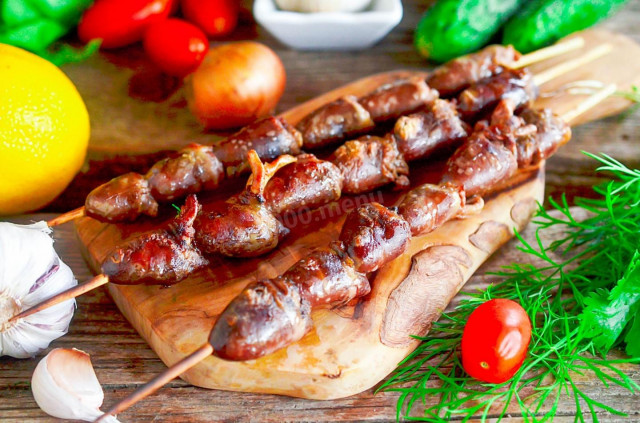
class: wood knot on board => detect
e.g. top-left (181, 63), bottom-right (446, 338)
top-left (380, 245), bottom-right (471, 347)
top-left (511, 197), bottom-right (539, 228)
top-left (468, 221), bottom-right (511, 253)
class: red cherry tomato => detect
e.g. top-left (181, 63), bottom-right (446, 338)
top-left (461, 298), bottom-right (532, 384)
top-left (78, 0), bottom-right (175, 49)
top-left (181, 0), bottom-right (239, 37)
top-left (143, 19), bottom-right (208, 77)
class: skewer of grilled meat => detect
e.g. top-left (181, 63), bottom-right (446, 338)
top-left (85, 143), bottom-right (223, 223)
top-left (83, 117), bottom-right (302, 223)
top-left (101, 194), bottom-right (207, 285)
top-left (426, 37), bottom-right (584, 97)
top-left (427, 45), bottom-right (522, 96)
top-left (210, 203), bottom-right (410, 360)
top-left (299, 61), bottom-right (538, 151)
top-left (297, 39), bottom-right (580, 150)
top-left (456, 68), bottom-right (538, 121)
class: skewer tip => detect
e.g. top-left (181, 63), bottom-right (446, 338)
top-left (47, 206), bottom-right (86, 227)
top-left (8, 274), bottom-right (109, 323)
top-left (560, 83), bottom-right (617, 125)
top-left (514, 36), bottom-right (585, 69)
top-left (533, 43), bottom-right (613, 86)
top-left (94, 344), bottom-right (214, 422)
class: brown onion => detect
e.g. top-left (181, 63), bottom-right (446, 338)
top-left (185, 41), bottom-right (286, 130)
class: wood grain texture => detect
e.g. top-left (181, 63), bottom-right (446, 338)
top-left (4, 0), bottom-right (640, 420)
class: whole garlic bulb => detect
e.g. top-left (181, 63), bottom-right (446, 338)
top-left (32, 348), bottom-right (120, 422)
top-left (0, 221), bottom-right (77, 358)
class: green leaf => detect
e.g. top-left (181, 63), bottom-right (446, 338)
top-left (581, 250), bottom-right (640, 354)
top-left (38, 39), bottom-right (101, 66)
top-left (624, 313), bottom-right (640, 357)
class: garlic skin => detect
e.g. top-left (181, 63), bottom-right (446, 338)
top-left (0, 221), bottom-right (77, 358)
top-left (32, 348), bottom-right (120, 422)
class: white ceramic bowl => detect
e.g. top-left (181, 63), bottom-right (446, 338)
top-left (253, 0), bottom-right (403, 50)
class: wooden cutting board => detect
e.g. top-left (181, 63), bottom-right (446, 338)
top-left (75, 29), bottom-right (640, 399)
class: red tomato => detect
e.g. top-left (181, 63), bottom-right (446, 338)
top-left (78, 0), bottom-right (175, 49)
top-left (181, 0), bottom-right (239, 37)
top-left (143, 19), bottom-right (208, 77)
top-left (461, 299), bottom-right (532, 384)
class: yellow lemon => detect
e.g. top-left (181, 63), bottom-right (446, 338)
top-left (0, 43), bottom-right (89, 215)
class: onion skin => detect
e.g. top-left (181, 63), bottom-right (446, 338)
top-left (185, 41), bottom-right (286, 130)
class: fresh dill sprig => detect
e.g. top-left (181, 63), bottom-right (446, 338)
top-left (379, 152), bottom-right (640, 422)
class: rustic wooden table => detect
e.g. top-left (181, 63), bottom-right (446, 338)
top-left (2, 0), bottom-right (640, 421)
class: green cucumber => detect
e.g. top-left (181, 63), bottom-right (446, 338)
top-left (414, 0), bottom-right (526, 63)
top-left (503, 0), bottom-right (629, 53)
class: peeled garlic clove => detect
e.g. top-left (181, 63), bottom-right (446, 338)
top-left (0, 221), bottom-right (77, 358)
top-left (32, 348), bottom-right (120, 422)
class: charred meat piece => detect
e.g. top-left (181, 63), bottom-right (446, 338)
top-left (441, 120), bottom-right (519, 197)
top-left (195, 152), bottom-right (296, 258)
top-left (209, 241), bottom-right (369, 361)
top-left (264, 154), bottom-right (344, 216)
top-left (339, 203), bottom-right (410, 273)
top-left (457, 68), bottom-right (538, 121)
top-left (85, 173), bottom-right (159, 222)
top-left (212, 117), bottom-right (303, 177)
top-left (209, 276), bottom-right (312, 361)
top-left (146, 143), bottom-right (224, 202)
top-left (397, 183), bottom-right (465, 236)
top-left (359, 77), bottom-right (439, 122)
top-left (518, 108), bottom-right (571, 167)
top-left (101, 195), bottom-right (207, 285)
top-left (331, 134), bottom-right (409, 194)
top-left (394, 99), bottom-right (469, 162)
top-left (282, 242), bottom-right (370, 307)
top-left (427, 45), bottom-right (521, 96)
top-left (195, 197), bottom-right (288, 258)
top-left (297, 95), bottom-right (374, 149)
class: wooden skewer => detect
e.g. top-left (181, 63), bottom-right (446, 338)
top-left (47, 206), bottom-right (85, 227)
top-left (513, 37), bottom-right (585, 69)
top-left (7, 275), bottom-right (109, 323)
top-left (533, 43), bottom-right (613, 86)
top-left (94, 344), bottom-right (214, 423)
top-left (89, 83), bottom-right (618, 422)
top-left (559, 84), bottom-right (617, 125)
